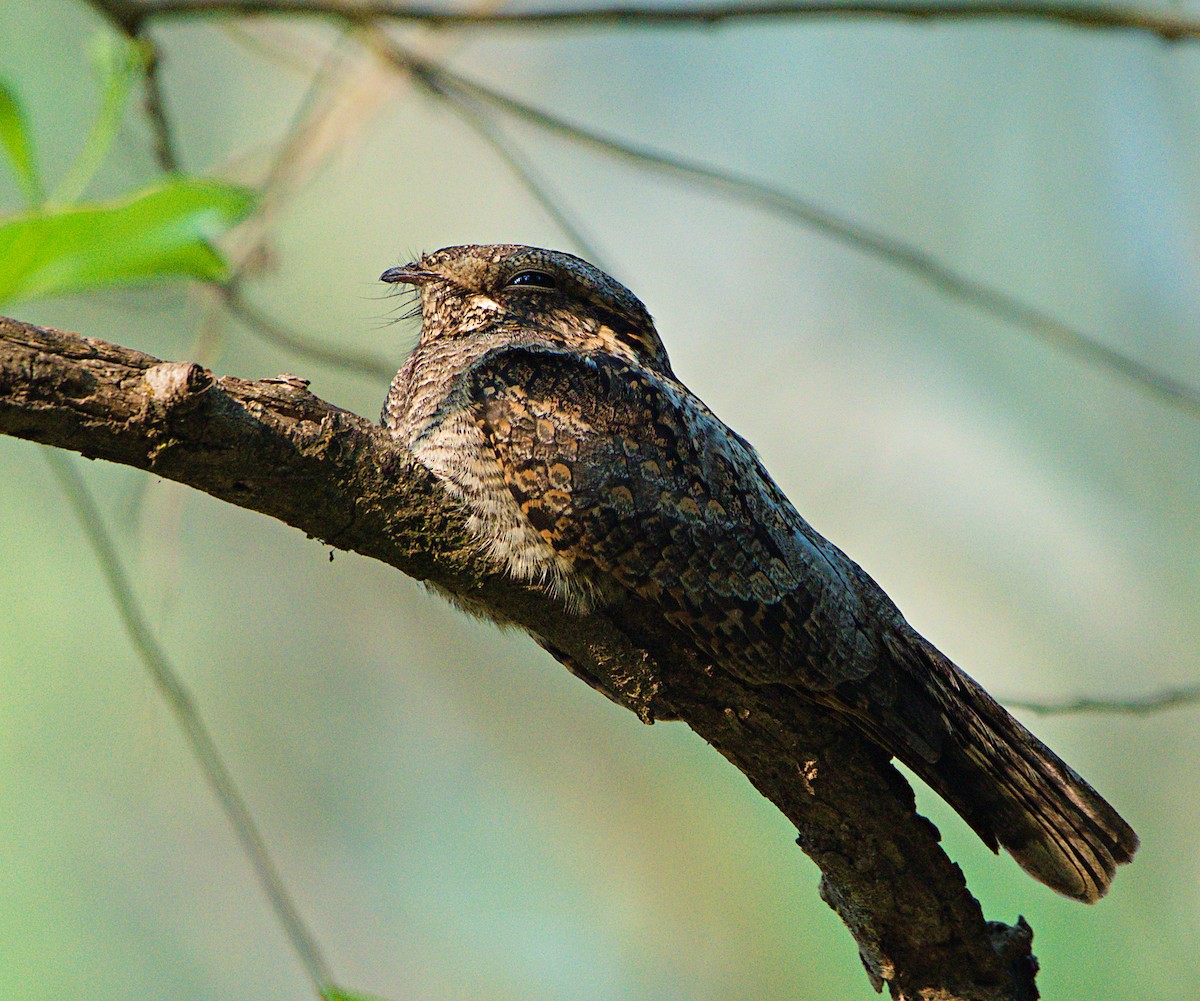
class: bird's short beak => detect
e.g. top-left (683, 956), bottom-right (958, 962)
top-left (380, 263), bottom-right (441, 286)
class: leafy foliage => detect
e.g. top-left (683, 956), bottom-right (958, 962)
top-left (0, 179), bottom-right (254, 304)
top-left (0, 32), bottom-right (252, 307)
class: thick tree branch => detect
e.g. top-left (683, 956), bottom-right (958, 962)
top-left (0, 314), bottom-right (1037, 1000)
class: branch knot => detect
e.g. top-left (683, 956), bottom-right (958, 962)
top-left (143, 361), bottom-right (212, 410)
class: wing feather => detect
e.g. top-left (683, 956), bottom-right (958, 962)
top-left (466, 345), bottom-right (886, 697)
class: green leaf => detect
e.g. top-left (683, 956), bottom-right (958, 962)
top-left (0, 177), bottom-right (255, 305)
top-left (0, 76), bottom-right (43, 206)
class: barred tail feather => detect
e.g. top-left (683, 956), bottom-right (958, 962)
top-left (903, 637), bottom-right (1139, 903)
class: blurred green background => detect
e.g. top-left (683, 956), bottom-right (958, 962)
top-left (1, 1), bottom-right (1198, 998)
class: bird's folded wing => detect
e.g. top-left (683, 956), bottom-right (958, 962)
top-left (464, 344), bottom-right (888, 697)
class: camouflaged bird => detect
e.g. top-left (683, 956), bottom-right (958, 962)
top-left (381, 243), bottom-right (1138, 903)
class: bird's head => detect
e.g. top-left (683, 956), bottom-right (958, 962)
top-left (382, 244), bottom-right (672, 374)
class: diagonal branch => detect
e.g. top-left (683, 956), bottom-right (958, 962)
top-left (89, 0), bottom-right (1200, 45)
top-left (43, 449), bottom-right (335, 993)
top-left (220, 283), bottom-right (395, 378)
top-left (1, 313), bottom-right (1037, 1000)
top-left (390, 49), bottom-right (1200, 419)
top-left (409, 71), bottom-right (610, 270)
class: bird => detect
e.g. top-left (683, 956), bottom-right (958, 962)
top-left (380, 242), bottom-right (1138, 903)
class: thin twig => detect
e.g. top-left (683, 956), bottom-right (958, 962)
top-left (385, 46), bottom-right (1200, 418)
top-left (92, 0), bottom-right (1200, 414)
top-left (86, 2), bottom-right (397, 380)
top-left (242, 26), bottom-right (365, 222)
top-left (140, 37), bottom-right (181, 172)
top-left (89, 0), bottom-right (1200, 45)
top-left (1005, 683), bottom-right (1200, 716)
top-left (222, 284), bottom-right (395, 379)
top-left (397, 47), bottom-right (609, 270)
top-left (42, 449), bottom-right (335, 995)
top-left (50, 18), bottom-right (347, 990)
top-left (207, 28), bottom-right (399, 381)
top-left (440, 98), bottom-right (609, 270)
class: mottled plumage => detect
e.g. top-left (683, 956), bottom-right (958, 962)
top-left (381, 243), bottom-right (1138, 903)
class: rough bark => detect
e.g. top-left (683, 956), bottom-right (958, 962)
top-left (0, 314), bottom-right (1038, 1000)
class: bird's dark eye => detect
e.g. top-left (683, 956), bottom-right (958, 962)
top-left (505, 270), bottom-right (557, 290)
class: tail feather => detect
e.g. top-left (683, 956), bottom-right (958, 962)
top-left (898, 635), bottom-right (1138, 903)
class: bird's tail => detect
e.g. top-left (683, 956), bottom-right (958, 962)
top-left (893, 633), bottom-right (1139, 903)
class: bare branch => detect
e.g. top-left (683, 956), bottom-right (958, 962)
top-left (1, 313), bottom-right (1039, 999)
top-left (384, 47), bottom-right (1200, 418)
top-left (43, 450), bottom-right (335, 994)
top-left (89, 0), bottom-right (1200, 415)
top-left (398, 47), bottom-right (610, 269)
top-left (86, 2), bottom-right (397, 380)
top-left (88, 0), bottom-right (1200, 44)
top-left (138, 36), bottom-right (181, 172)
top-left (220, 282), bottom-right (396, 379)
top-left (1005, 682), bottom-right (1200, 716)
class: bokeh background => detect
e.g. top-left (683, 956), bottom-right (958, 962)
top-left (2, 1), bottom-right (1198, 998)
